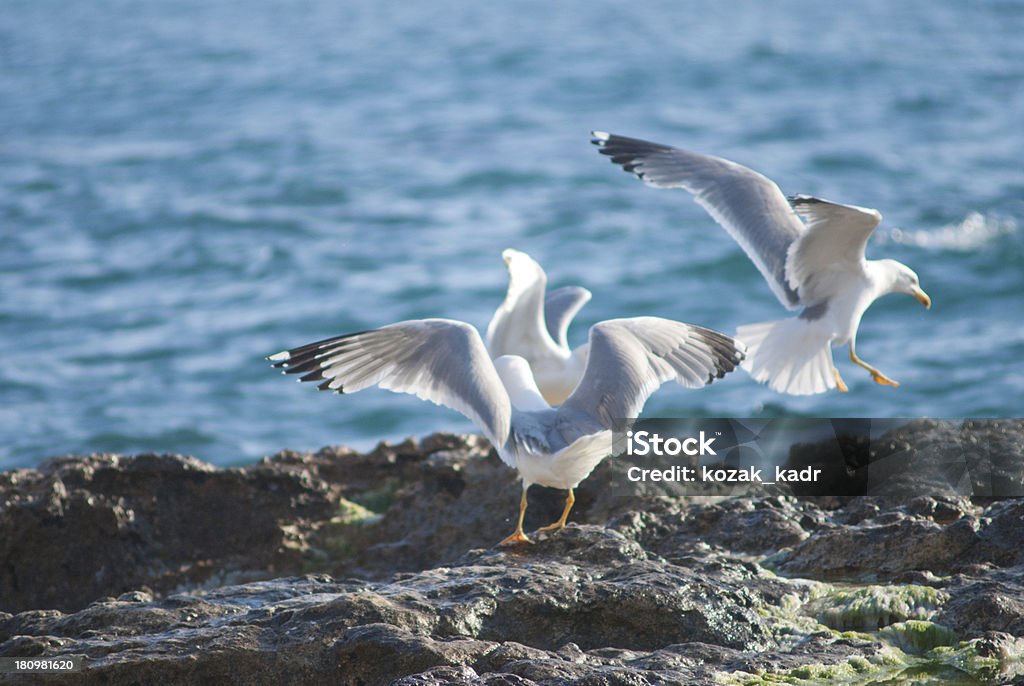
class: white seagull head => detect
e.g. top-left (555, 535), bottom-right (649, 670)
top-left (879, 259), bottom-right (931, 309)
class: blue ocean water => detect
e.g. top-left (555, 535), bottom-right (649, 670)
top-left (2, 0), bottom-right (1023, 469)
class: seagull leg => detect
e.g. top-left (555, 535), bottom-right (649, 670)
top-left (498, 487), bottom-right (532, 546)
top-left (849, 345), bottom-right (899, 388)
top-left (832, 368), bottom-right (849, 393)
top-left (537, 489), bottom-right (575, 533)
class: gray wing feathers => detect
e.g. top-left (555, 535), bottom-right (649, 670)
top-left (485, 249), bottom-right (557, 357)
top-left (788, 194), bottom-right (882, 234)
top-left (593, 132), bottom-right (805, 309)
top-left (544, 286), bottom-right (592, 350)
top-left (785, 195), bottom-right (882, 301)
top-left (561, 317), bottom-right (745, 429)
top-left (270, 319), bottom-right (512, 447)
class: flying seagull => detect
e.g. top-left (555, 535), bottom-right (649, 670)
top-left (486, 248), bottom-right (591, 405)
top-left (592, 131), bottom-right (931, 395)
top-left (270, 316), bottom-right (744, 544)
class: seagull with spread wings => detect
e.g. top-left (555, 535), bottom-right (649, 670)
top-left (270, 315), bottom-right (744, 544)
top-left (486, 248), bottom-right (592, 405)
top-left (592, 131), bottom-right (931, 396)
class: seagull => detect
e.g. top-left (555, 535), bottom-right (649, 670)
top-left (269, 316), bottom-right (744, 544)
top-left (592, 131), bottom-right (931, 396)
top-left (486, 248), bottom-right (592, 405)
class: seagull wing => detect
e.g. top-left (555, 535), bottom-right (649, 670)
top-left (544, 286), bottom-right (592, 350)
top-left (269, 319), bottom-right (512, 451)
top-left (593, 131), bottom-right (805, 309)
top-left (560, 317), bottom-right (745, 429)
top-left (785, 195), bottom-right (882, 303)
top-left (485, 249), bottom-right (563, 358)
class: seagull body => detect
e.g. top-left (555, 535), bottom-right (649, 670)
top-left (486, 249), bottom-right (591, 405)
top-left (592, 131), bottom-right (931, 395)
top-left (270, 315), bottom-right (744, 544)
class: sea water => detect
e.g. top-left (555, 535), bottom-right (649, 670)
top-left (2, 0), bottom-right (1023, 468)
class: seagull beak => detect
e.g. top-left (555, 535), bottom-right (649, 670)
top-left (912, 286), bottom-right (931, 310)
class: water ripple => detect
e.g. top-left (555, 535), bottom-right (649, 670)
top-left (2, 0), bottom-right (1022, 468)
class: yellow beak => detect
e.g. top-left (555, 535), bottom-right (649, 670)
top-left (912, 286), bottom-right (932, 310)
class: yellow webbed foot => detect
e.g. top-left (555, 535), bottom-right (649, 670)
top-left (849, 349), bottom-right (899, 389)
top-left (498, 530), bottom-right (532, 546)
top-left (871, 373), bottom-right (900, 388)
top-left (536, 520), bottom-right (566, 534)
top-left (498, 487), bottom-right (533, 546)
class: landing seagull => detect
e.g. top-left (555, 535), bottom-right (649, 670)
top-left (486, 248), bottom-right (591, 405)
top-left (269, 316), bottom-right (744, 544)
top-left (592, 131), bottom-right (931, 395)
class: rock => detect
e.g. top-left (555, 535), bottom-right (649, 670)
top-left (776, 507), bottom-right (980, 579)
top-left (629, 496), bottom-right (815, 558)
top-left (935, 575), bottom-right (1024, 638)
top-left (2, 422), bottom-right (1024, 684)
top-left (857, 419), bottom-right (1024, 498)
top-left (776, 493), bottom-right (1024, 581)
top-left (0, 452), bottom-right (339, 614)
top-left (0, 527), bottom-right (773, 685)
top-left (0, 435), bottom-right (526, 613)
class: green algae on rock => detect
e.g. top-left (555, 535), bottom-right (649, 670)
top-left (880, 620), bottom-right (958, 653)
top-left (720, 636), bottom-right (1021, 686)
top-left (812, 584), bottom-right (948, 631)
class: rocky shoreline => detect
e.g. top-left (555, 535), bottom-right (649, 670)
top-left (1, 421), bottom-right (1023, 684)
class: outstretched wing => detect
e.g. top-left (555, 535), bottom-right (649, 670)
top-left (560, 317), bottom-right (745, 429)
top-left (485, 249), bottom-right (563, 358)
top-left (785, 195), bottom-right (882, 304)
top-left (544, 286), bottom-right (592, 350)
top-left (592, 131), bottom-right (805, 309)
top-left (269, 319), bottom-right (512, 449)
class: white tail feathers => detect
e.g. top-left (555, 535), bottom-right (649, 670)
top-left (515, 428), bottom-right (613, 489)
top-left (736, 318), bottom-right (837, 395)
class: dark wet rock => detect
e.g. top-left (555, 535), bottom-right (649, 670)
top-left (970, 498), bottom-right (1024, 567)
top-left (775, 506), bottom-right (980, 579)
top-left (775, 493), bottom-right (1024, 581)
top-left (0, 452), bottom-right (340, 614)
top-left (0, 527), bottom-right (773, 685)
top-left (2, 423), bottom-right (1024, 684)
top-left (0, 435), bottom-right (517, 614)
top-left (624, 496), bottom-right (815, 557)
top-left (935, 573), bottom-right (1024, 638)
top-left (858, 419), bottom-right (1024, 498)
top-left (391, 665), bottom-right (538, 686)
top-left (771, 419), bottom-right (1024, 500)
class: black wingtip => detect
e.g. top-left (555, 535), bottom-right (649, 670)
top-left (692, 326), bottom-right (747, 386)
top-left (591, 131), bottom-right (621, 158)
top-left (787, 194), bottom-right (820, 206)
top-left (301, 369), bottom-right (327, 383)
